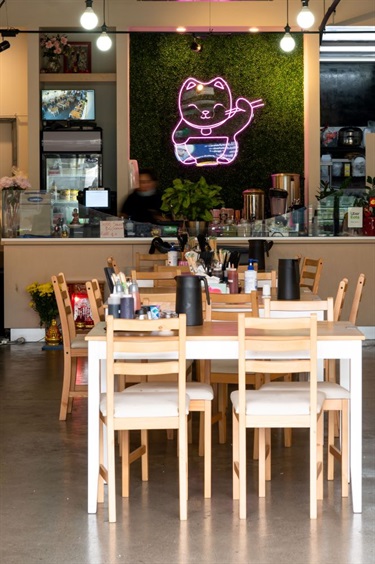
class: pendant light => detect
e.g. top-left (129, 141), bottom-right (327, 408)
top-left (80, 0), bottom-right (99, 30)
top-left (280, 0), bottom-right (296, 53)
top-left (296, 0), bottom-right (315, 30)
top-left (97, 0), bottom-right (112, 52)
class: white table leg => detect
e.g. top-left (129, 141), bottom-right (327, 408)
top-left (87, 343), bottom-right (100, 514)
top-left (344, 342), bottom-right (362, 513)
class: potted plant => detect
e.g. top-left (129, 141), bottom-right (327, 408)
top-left (160, 176), bottom-right (224, 234)
top-left (26, 282), bottom-right (61, 345)
top-left (354, 176), bottom-right (375, 236)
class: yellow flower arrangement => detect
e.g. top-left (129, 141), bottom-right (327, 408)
top-left (26, 282), bottom-right (59, 327)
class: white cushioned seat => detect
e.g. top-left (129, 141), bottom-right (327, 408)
top-left (124, 381), bottom-right (214, 401)
top-left (71, 335), bottom-right (88, 349)
top-left (211, 359), bottom-right (237, 373)
top-left (261, 381), bottom-right (350, 400)
top-left (230, 389), bottom-right (326, 416)
top-left (100, 391), bottom-right (190, 418)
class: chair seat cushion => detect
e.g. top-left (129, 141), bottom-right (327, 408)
top-left (230, 389), bottom-right (326, 416)
top-left (124, 381), bottom-right (214, 400)
top-left (261, 381), bottom-right (350, 399)
top-left (71, 335), bottom-right (88, 349)
top-left (100, 391), bottom-right (190, 418)
top-left (211, 359), bottom-right (237, 374)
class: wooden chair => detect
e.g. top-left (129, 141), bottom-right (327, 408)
top-left (98, 314), bottom-right (189, 522)
top-left (107, 256), bottom-right (120, 275)
top-left (205, 292), bottom-right (261, 445)
top-left (51, 273), bottom-right (88, 421)
top-left (238, 268), bottom-right (277, 289)
top-left (155, 264), bottom-right (191, 274)
top-left (85, 279), bottom-right (105, 325)
top-left (262, 294), bottom-right (349, 496)
top-left (131, 269), bottom-right (180, 288)
top-left (231, 313), bottom-right (324, 519)
top-left (299, 257), bottom-right (323, 294)
top-left (135, 252), bottom-right (166, 271)
top-left (349, 273), bottom-right (366, 325)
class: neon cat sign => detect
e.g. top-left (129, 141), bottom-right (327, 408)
top-left (172, 77), bottom-right (264, 167)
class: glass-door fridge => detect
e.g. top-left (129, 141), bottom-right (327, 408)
top-left (41, 129), bottom-right (103, 227)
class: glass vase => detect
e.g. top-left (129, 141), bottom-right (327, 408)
top-left (2, 188), bottom-right (22, 238)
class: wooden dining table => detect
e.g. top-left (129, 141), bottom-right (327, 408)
top-left (86, 318), bottom-right (364, 515)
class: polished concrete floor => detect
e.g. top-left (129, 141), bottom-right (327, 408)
top-left (0, 341), bottom-right (374, 564)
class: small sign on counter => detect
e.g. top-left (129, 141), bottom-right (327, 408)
top-left (347, 207), bottom-right (363, 228)
top-left (100, 220), bottom-right (124, 238)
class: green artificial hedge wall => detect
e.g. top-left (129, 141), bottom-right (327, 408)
top-left (129, 33), bottom-right (304, 213)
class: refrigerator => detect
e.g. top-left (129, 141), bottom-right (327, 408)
top-left (41, 129), bottom-right (103, 227)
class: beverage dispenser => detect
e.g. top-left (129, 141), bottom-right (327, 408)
top-left (242, 189), bottom-right (265, 222)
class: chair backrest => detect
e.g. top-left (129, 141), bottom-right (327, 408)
top-left (155, 264), bottom-right (191, 274)
top-left (206, 291), bottom-right (259, 321)
top-left (299, 257), bottom-right (323, 294)
top-left (263, 296), bottom-right (334, 321)
top-left (334, 277), bottom-right (348, 322)
top-left (135, 252), bottom-right (166, 271)
top-left (107, 256), bottom-right (120, 275)
top-left (85, 279), bottom-right (105, 325)
top-left (349, 273), bottom-right (366, 325)
top-left (51, 272), bottom-right (77, 347)
top-left (238, 313), bottom-right (318, 420)
top-left (131, 269), bottom-right (181, 288)
top-left (105, 314), bottom-right (187, 422)
top-left (238, 269), bottom-right (277, 288)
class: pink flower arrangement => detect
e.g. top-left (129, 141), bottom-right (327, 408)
top-left (0, 167), bottom-right (31, 190)
top-left (40, 34), bottom-right (71, 56)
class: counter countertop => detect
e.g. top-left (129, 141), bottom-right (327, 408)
top-left (2, 236), bottom-right (374, 246)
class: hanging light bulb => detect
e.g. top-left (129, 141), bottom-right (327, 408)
top-left (96, 0), bottom-right (112, 51)
top-left (80, 0), bottom-right (99, 30)
top-left (297, 0), bottom-right (315, 30)
top-left (97, 25), bottom-right (112, 51)
top-left (280, 0), bottom-right (295, 53)
top-left (280, 25), bottom-right (296, 52)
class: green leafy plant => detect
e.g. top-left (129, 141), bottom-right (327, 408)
top-left (316, 176), bottom-right (352, 202)
top-left (161, 176), bottom-right (224, 221)
top-left (354, 176), bottom-right (375, 217)
top-left (26, 282), bottom-right (59, 327)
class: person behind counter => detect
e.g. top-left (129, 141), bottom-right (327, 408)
top-left (120, 168), bottom-right (164, 223)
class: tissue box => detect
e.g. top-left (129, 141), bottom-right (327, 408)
top-left (208, 283), bottom-right (229, 294)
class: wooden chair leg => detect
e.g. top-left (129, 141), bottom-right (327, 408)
top-left (108, 428), bottom-right (117, 523)
top-left (59, 352), bottom-right (72, 421)
top-left (232, 409), bottom-right (239, 500)
top-left (310, 421), bottom-right (318, 520)
top-left (217, 383), bottom-right (227, 444)
top-left (327, 410), bottom-right (335, 481)
top-left (199, 412), bottom-right (204, 457)
top-left (67, 357), bottom-right (77, 414)
top-left (317, 412), bottom-right (324, 501)
top-left (253, 429), bottom-right (259, 460)
top-left (178, 418), bottom-right (188, 521)
top-left (141, 429), bottom-right (149, 482)
top-left (258, 428), bottom-right (266, 497)
top-left (121, 430), bottom-right (130, 498)
top-left (265, 428), bottom-right (271, 482)
top-left (239, 414), bottom-right (247, 519)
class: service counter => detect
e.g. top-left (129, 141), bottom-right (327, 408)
top-left (2, 236), bottom-right (375, 336)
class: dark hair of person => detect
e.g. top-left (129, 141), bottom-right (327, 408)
top-left (139, 168), bottom-right (158, 182)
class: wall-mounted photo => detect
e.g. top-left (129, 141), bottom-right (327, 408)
top-left (64, 42), bottom-right (91, 73)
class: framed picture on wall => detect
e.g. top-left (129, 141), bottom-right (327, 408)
top-left (64, 42), bottom-right (91, 73)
